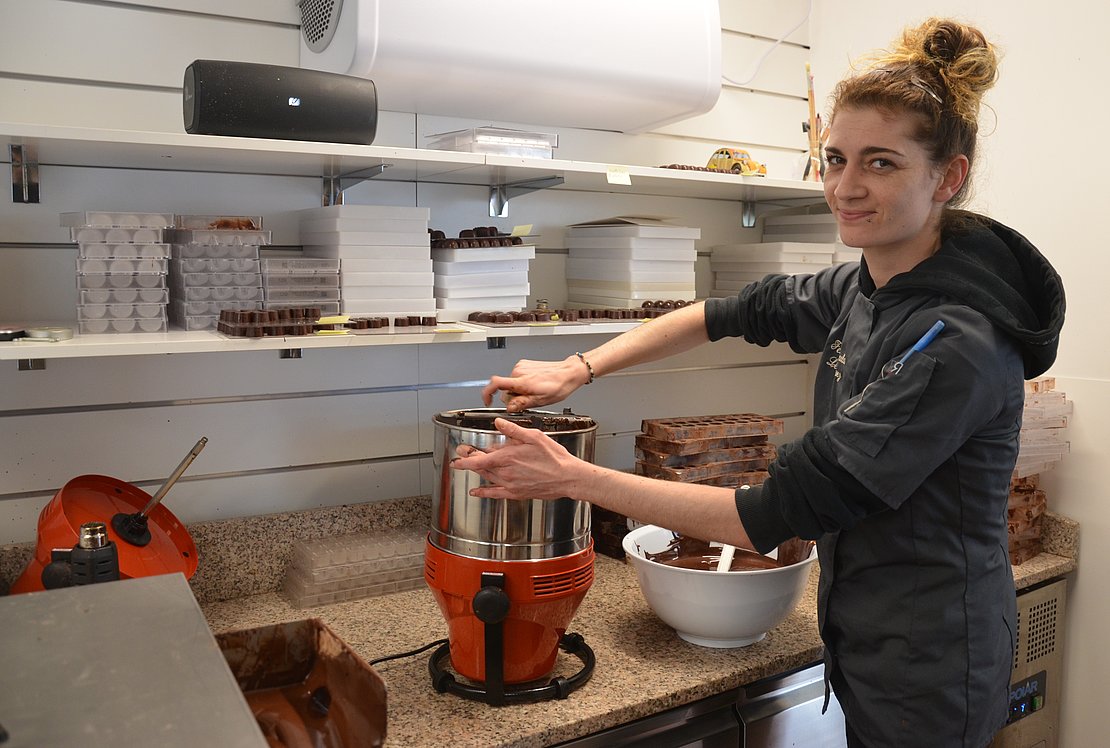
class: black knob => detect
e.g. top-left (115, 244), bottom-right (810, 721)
top-left (472, 585), bottom-right (510, 624)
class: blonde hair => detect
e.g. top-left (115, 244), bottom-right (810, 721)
top-left (831, 18), bottom-right (1000, 218)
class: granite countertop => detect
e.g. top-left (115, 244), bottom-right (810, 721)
top-left (201, 550), bottom-right (1077, 748)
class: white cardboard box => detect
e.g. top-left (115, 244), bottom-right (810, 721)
top-left (567, 216), bottom-right (701, 240)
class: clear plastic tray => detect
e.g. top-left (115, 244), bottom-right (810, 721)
top-left (70, 227), bottom-right (167, 244)
top-left (78, 243), bottom-right (171, 259)
top-left (61, 211), bottom-right (174, 229)
top-left (77, 310), bottom-right (168, 334)
top-left (170, 299), bottom-right (264, 317)
top-left (169, 284), bottom-right (263, 302)
top-left (77, 257), bottom-right (168, 274)
top-left (259, 257), bottom-right (340, 273)
top-left (79, 302), bottom-right (166, 321)
top-left (77, 273), bottom-right (167, 290)
top-left (169, 228), bottom-right (272, 246)
top-left (289, 526), bottom-right (425, 573)
top-left (284, 561), bottom-right (424, 595)
top-left (174, 214), bottom-right (263, 231)
top-left (174, 315), bottom-right (217, 331)
top-left (175, 271), bottom-right (262, 287)
top-left (172, 257), bottom-right (260, 274)
top-left (426, 126), bottom-right (557, 158)
top-left (171, 243), bottom-right (259, 259)
top-left (264, 287), bottom-right (341, 302)
top-left (266, 301), bottom-right (340, 315)
top-left (283, 573), bottom-right (425, 609)
top-left (81, 288), bottom-right (168, 305)
top-left (262, 274), bottom-right (340, 288)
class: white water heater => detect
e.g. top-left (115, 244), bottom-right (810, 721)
top-left (298, 0), bottom-right (722, 133)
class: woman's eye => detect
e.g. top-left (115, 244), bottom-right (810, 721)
top-left (871, 158), bottom-right (894, 169)
top-left (825, 154), bottom-right (845, 166)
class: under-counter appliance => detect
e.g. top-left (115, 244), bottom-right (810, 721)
top-left (424, 408), bottom-right (597, 705)
top-left (992, 577), bottom-right (1067, 748)
top-left (554, 661), bottom-right (845, 747)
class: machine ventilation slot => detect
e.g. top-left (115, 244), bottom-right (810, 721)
top-left (299, 0), bottom-right (343, 53)
top-left (424, 556), bottom-right (438, 584)
top-left (533, 566), bottom-right (594, 597)
top-left (1025, 597), bottom-right (1059, 663)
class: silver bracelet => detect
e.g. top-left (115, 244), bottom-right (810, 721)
top-left (574, 352), bottom-right (595, 384)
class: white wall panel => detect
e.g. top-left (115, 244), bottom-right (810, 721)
top-left (721, 32), bottom-right (809, 96)
top-left (0, 458), bottom-right (426, 545)
top-left (0, 345), bottom-right (419, 410)
top-left (1, 390), bottom-right (419, 492)
top-left (1, 1), bottom-right (299, 88)
top-left (655, 88), bottom-right (809, 150)
top-left (720, 0), bottom-right (811, 44)
top-left (123, 0), bottom-right (302, 24)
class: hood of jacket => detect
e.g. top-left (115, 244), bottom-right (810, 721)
top-left (865, 216), bottom-right (1065, 378)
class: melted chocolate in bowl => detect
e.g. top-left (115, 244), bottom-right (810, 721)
top-left (643, 534), bottom-right (802, 572)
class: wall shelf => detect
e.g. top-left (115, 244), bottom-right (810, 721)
top-left (0, 122), bottom-right (825, 363)
top-left (0, 320), bottom-right (648, 362)
top-left (0, 122), bottom-right (826, 205)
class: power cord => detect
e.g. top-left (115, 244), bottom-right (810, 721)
top-left (722, 0), bottom-right (813, 88)
top-left (369, 638), bottom-right (448, 667)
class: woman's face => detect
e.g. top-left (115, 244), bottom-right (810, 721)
top-left (823, 107), bottom-right (964, 262)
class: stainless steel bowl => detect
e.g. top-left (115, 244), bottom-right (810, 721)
top-left (430, 408), bottom-right (596, 560)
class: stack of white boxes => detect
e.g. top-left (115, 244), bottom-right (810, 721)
top-left (432, 241), bottom-right (535, 321)
top-left (298, 205), bottom-right (435, 319)
top-left (65, 211), bottom-right (173, 334)
top-left (564, 218), bottom-right (699, 308)
top-left (710, 211), bottom-right (860, 297)
top-left (167, 215), bottom-right (268, 331)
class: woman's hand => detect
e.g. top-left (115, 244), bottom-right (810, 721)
top-left (480, 355), bottom-right (591, 413)
top-left (451, 418), bottom-right (583, 500)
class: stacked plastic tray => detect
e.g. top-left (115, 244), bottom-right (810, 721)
top-left (432, 240), bottom-right (535, 321)
top-left (282, 526), bottom-right (427, 609)
top-left (260, 256), bottom-right (341, 315)
top-left (64, 211), bottom-right (174, 334)
top-left (167, 215), bottom-right (269, 331)
top-left (298, 205), bottom-right (436, 318)
top-left (709, 242), bottom-right (837, 297)
top-left (565, 219), bottom-right (699, 308)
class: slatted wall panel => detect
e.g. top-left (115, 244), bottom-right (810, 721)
top-left (0, 0), bottom-right (819, 544)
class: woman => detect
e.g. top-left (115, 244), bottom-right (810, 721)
top-left (452, 18), bottom-right (1065, 747)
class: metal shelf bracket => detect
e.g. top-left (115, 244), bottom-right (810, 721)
top-left (322, 164), bottom-right (389, 206)
top-left (489, 176), bottom-right (564, 217)
top-left (10, 144), bottom-right (40, 204)
top-left (741, 200), bottom-right (756, 228)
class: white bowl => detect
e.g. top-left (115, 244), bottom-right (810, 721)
top-left (622, 524), bottom-right (816, 648)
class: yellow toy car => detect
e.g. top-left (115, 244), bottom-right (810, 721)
top-left (707, 147), bottom-right (767, 176)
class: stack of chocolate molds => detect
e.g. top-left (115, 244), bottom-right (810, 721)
top-left (1009, 377), bottom-right (1072, 564)
top-left (591, 413), bottom-right (784, 559)
top-left (634, 413), bottom-right (783, 487)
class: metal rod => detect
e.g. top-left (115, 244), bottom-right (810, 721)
top-left (139, 437), bottom-right (208, 517)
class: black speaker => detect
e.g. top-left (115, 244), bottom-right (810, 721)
top-left (183, 60), bottom-right (377, 145)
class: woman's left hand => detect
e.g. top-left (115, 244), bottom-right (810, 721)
top-left (450, 418), bottom-right (582, 500)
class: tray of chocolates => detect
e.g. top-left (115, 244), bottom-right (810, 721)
top-left (634, 433), bottom-right (769, 456)
top-left (462, 300), bottom-right (696, 327)
top-left (429, 226), bottom-right (527, 249)
top-left (634, 443), bottom-right (776, 468)
top-left (634, 412), bottom-right (783, 488)
top-left (640, 412), bottom-right (785, 441)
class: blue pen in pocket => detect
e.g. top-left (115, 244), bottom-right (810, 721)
top-left (883, 320), bottom-right (945, 377)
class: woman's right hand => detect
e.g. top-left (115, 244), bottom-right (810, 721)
top-left (480, 355), bottom-right (592, 412)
